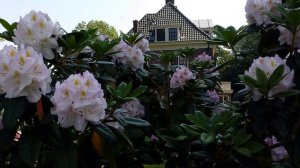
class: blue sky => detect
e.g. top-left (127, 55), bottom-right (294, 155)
top-left (0, 0), bottom-right (247, 33)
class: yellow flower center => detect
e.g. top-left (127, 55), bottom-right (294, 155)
top-left (39, 21), bottom-right (45, 30)
top-left (19, 56), bottom-right (25, 66)
top-left (26, 50), bottom-right (31, 57)
top-left (31, 14), bottom-right (37, 21)
top-left (85, 79), bottom-right (92, 87)
top-left (73, 79), bottom-right (81, 86)
top-left (9, 49), bottom-right (17, 57)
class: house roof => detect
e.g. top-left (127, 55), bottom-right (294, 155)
top-left (128, 2), bottom-right (211, 41)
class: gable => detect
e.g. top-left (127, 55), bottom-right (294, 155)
top-left (129, 3), bottom-right (211, 41)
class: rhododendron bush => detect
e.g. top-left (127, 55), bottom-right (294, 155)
top-left (1, 0), bottom-right (300, 167)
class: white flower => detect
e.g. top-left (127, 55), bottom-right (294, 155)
top-left (264, 136), bottom-right (288, 161)
top-left (245, 0), bottom-right (281, 26)
top-left (278, 26), bottom-right (300, 48)
top-left (110, 39), bottom-right (146, 71)
top-left (135, 38), bottom-right (149, 53)
top-left (170, 66), bottom-right (195, 88)
top-left (51, 71), bottom-right (107, 132)
top-left (0, 45), bottom-right (51, 102)
top-left (245, 55), bottom-right (294, 101)
top-left (207, 90), bottom-right (220, 103)
top-left (13, 10), bottom-right (63, 59)
top-left (120, 99), bottom-right (145, 118)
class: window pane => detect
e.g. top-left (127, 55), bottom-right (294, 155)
top-left (169, 28), bottom-right (177, 41)
top-left (157, 29), bottom-right (165, 41)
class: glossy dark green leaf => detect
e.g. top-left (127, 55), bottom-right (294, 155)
top-left (94, 123), bottom-right (116, 142)
top-left (107, 85), bottom-right (117, 97)
top-left (272, 90), bottom-right (300, 98)
top-left (128, 86), bottom-right (147, 97)
top-left (3, 97), bottom-right (26, 129)
top-left (242, 141), bottom-right (265, 154)
top-left (120, 117), bottom-right (150, 127)
top-left (255, 68), bottom-right (268, 88)
top-left (200, 132), bottom-right (215, 144)
top-left (239, 75), bottom-right (259, 89)
top-left (185, 111), bottom-right (210, 133)
top-left (117, 82), bottom-right (132, 98)
top-left (18, 127), bottom-right (42, 168)
top-left (0, 18), bottom-right (12, 31)
top-left (268, 64), bottom-right (285, 89)
top-left (235, 147), bottom-right (251, 157)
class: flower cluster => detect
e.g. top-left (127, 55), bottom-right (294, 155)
top-left (245, 0), bottom-right (281, 26)
top-left (264, 136), bottom-right (288, 161)
top-left (170, 66), bottom-right (195, 88)
top-left (13, 10), bottom-right (62, 60)
top-left (110, 38), bottom-right (148, 71)
top-left (193, 52), bottom-right (212, 63)
top-left (51, 71), bottom-right (107, 132)
top-left (278, 26), bottom-right (300, 48)
top-left (106, 99), bottom-right (145, 131)
top-left (207, 90), bottom-right (220, 103)
top-left (0, 45), bottom-right (51, 102)
top-left (245, 55), bottom-right (294, 100)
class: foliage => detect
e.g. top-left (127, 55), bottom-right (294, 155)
top-left (74, 20), bottom-right (118, 39)
top-left (0, 1), bottom-right (300, 167)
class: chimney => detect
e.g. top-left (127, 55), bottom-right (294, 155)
top-left (133, 20), bottom-right (138, 33)
top-left (166, 0), bottom-right (174, 4)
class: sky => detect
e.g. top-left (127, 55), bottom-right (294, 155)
top-left (0, 0), bottom-right (247, 46)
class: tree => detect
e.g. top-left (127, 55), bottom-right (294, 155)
top-left (74, 20), bottom-right (118, 39)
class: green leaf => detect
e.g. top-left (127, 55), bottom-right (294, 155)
top-left (232, 129), bottom-right (252, 146)
top-left (268, 64), bottom-right (284, 89)
top-left (53, 144), bottom-right (77, 168)
top-left (117, 82), bottom-right (132, 98)
top-left (272, 90), bottom-right (300, 98)
top-left (235, 147), bottom-right (252, 157)
top-left (242, 141), bottom-right (265, 154)
top-left (185, 111), bottom-right (211, 133)
top-left (200, 132), bottom-right (215, 144)
top-left (256, 68), bottom-right (268, 88)
top-left (107, 85), bottom-right (117, 97)
top-left (0, 18), bottom-right (12, 31)
top-left (239, 75), bottom-right (259, 89)
top-left (128, 86), bottom-right (147, 97)
top-left (180, 124), bottom-right (202, 136)
top-left (120, 117), bottom-right (150, 127)
top-left (18, 127), bottom-right (42, 168)
top-left (3, 97), bottom-right (26, 129)
top-left (94, 123), bottom-right (116, 142)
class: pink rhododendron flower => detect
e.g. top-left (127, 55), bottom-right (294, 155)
top-left (194, 52), bottom-right (212, 63)
top-left (245, 0), bottom-right (281, 26)
top-left (245, 55), bottom-right (294, 101)
top-left (264, 136), bottom-right (288, 161)
top-left (170, 66), bottom-right (195, 88)
top-left (51, 71), bottom-right (107, 132)
top-left (0, 45), bottom-right (51, 102)
top-left (13, 10), bottom-right (62, 59)
top-left (207, 90), bottom-right (220, 103)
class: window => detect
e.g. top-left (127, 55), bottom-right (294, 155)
top-left (156, 29), bottom-right (165, 41)
top-left (149, 30), bottom-right (155, 42)
top-left (169, 28), bottom-right (178, 41)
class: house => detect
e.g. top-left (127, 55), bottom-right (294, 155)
top-left (128, 0), bottom-right (232, 101)
top-left (128, 0), bottom-right (215, 57)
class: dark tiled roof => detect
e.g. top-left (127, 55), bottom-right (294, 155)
top-left (128, 2), bottom-right (211, 41)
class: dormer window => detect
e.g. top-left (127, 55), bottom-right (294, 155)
top-left (155, 27), bottom-right (179, 42)
top-left (156, 29), bottom-right (165, 41)
top-left (169, 28), bottom-right (178, 41)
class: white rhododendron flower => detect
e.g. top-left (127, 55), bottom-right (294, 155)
top-left (207, 90), bottom-right (220, 103)
top-left (135, 38), bottom-right (150, 53)
top-left (106, 99), bottom-right (145, 131)
top-left (245, 0), bottom-right (281, 26)
top-left (264, 136), bottom-right (288, 161)
top-left (0, 45), bottom-right (51, 102)
top-left (245, 55), bottom-right (294, 101)
top-left (110, 39), bottom-right (146, 71)
top-left (51, 71), bottom-right (107, 132)
top-left (170, 66), bottom-right (196, 88)
top-left (120, 99), bottom-right (145, 118)
top-left (194, 52), bottom-right (212, 63)
top-left (278, 26), bottom-right (300, 48)
top-left (13, 10), bottom-right (62, 60)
